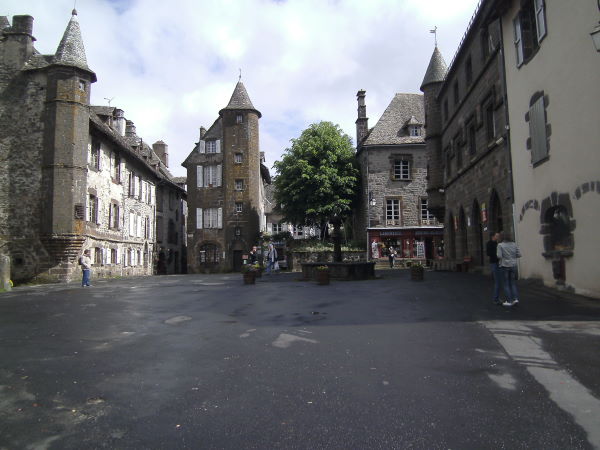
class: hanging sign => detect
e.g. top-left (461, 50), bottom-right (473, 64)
top-left (481, 202), bottom-right (488, 223)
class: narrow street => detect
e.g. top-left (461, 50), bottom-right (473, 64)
top-left (1, 270), bottom-right (599, 449)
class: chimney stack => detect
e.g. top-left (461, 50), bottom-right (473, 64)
top-left (113, 109), bottom-right (126, 136)
top-left (153, 141), bottom-right (169, 168)
top-left (125, 120), bottom-right (137, 138)
top-left (3, 15), bottom-right (36, 69)
top-left (355, 90), bottom-right (368, 147)
top-left (199, 127), bottom-right (206, 140)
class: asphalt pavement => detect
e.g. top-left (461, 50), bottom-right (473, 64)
top-left (1, 269), bottom-right (599, 449)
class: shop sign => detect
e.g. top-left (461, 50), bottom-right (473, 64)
top-left (481, 202), bottom-right (488, 223)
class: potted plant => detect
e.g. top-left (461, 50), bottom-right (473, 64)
top-left (315, 265), bottom-right (330, 285)
top-left (410, 262), bottom-right (425, 281)
top-left (241, 264), bottom-right (257, 285)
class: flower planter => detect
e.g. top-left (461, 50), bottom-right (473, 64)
top-left (243, 272), bottom-right (256, 285)
top-left (410, 266), bottom-right (424, 281)
top-left (316, 270), bottom-right (330, 285)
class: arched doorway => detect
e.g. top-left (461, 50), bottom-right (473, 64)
top-left (198, 242), bottom-right (220, 272)
top-left (489, 190), bottom-right (503, 234)
top-left (471, 200), bottom-right (484, 266)
top-left (459, 207), bottom-right (468, 259)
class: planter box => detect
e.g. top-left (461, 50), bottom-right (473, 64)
top-left (243, 272), bottom-right (256, 285)
top-left (301, 262), bottom-right (375, 281)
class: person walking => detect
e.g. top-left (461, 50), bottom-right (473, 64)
top-left (496, 232), bottom-right (521, 307)
top-left (265, 243), bottom-right (278, 275)
top-left (388, 246), bottom-right (396, 268)
top-left (79, 249), bottom-right (92, 287)
top-left (249, 246), bottom-right (258, 265)
top-left (486, 232), bottom-right (502, 305)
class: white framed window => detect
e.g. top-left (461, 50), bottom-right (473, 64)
top-left (235, 179), bottom-right (244, 191)
top-left (235, 202), bottom-right (243, 213)
top-left (409, 125), bottom-right (421, 137)
top-left (234, 153), bottom-right (243, 164)
top-left (513, 0), bottom-right (546, 67)
top-left (202, 207), bottom-right (223, 229)
top-left (90, 139), bottom-right (101, 170)
top-left (236, 114), bottom-right (243, 124)
top-left (272, 223), bottom-right (283, 233)
top-left (205, 140), bottom-right (220, 154)
top-left (88, 194), bottom-right (98, 223)
top-left (386, 199), bottom-right (401, 225)
top-left (393, 160), bottom-right (410, 180)
top-left (420, 199), bottom-right (435, 224)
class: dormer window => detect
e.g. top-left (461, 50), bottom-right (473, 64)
top-left (206, 140), bottom-right (217, 153)
top-left (409, 125), bottom-right (422, 137)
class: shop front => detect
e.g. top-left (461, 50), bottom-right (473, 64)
top-left (368, 227), bottom-right (444, 262)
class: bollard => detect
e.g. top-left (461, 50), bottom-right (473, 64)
top-left (0, 254), bottom-right (12, 292)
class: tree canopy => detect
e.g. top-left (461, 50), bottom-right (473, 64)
top-left (273, 121), bottom-right (359, 227)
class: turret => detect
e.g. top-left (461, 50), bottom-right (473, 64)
top-left (420, 46), bottom-right (448, 221)
top-left (355, 90), bottom-right (369, 147)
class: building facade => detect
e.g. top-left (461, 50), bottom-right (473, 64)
top-left (0, 11), bottom-right (186, 283)
top-left (183, 81), bottom-right (270, 273)
top-left (499, 0), bottom-right (600, 297)
top-left (421, 0), bottom-right (513, 272)
top-left (355, 90), bottom-right (443, 262)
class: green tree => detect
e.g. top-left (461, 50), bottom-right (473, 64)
top-left (273, 121), bottom-right (359, 261)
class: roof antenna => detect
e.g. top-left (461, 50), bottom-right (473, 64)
top-left (104, 97), bottom-right (114, 106)
top-left (73, 0), bottom-right (78, 15)
top-left (238, 68), bottom-right (242, 82)
top-left (430, 26), bottom-right (438, 47)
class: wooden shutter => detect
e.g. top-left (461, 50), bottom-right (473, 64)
top-left (216, 164), bottom-right (222, 187)
top-left (215, 140), bottom-right (221, 153)
top-left (199, 140), bottom-right (206, 153)
top-left (96, 198), bottom-right (102, 224)
top-left (197, 165), bottom-right (203, 188)
top-left (529, 96), bottom-right (547, 164)
top-left (534, 0), bottom-right (546, 41)
top-left (217, 207), bottom-right (223, 229)
top-left (513, 15), bottom-right (523, 66)
top-left (196, 208), bottom-right (203, 229)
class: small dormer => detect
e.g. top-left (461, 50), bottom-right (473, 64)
top-left (405, 115), bottom-right (423, 137)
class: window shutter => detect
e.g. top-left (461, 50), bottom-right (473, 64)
top-left (96, 198), bottom-right (102, 225)
top-left (141, 181), bottom-right (146, 203)
top-left (215, 140), bottom-right (221, 153)
top-left (529, 96), bottom-right (547, 164)
top-left (199, 140), bottom-right (206, 153)
top-left (196, 208), bottom-right (203, 229)
top-left (204, 166), bottom-right (209, 188)
top-left (97, 147), bottom-right (102, 171)
top-left (513, 16), bottom-right (523, 66)
top-left (534, 0), bottom-right (546, 41)
top-left (216, 164), bottom-right (222, 187)
top-left (217, 207), bottom-right (223, 229)
top-left (197, 165), bottom-right (203, 188)
top-left (137, 214), bottom-right (142, 237)
top-left (116, 248), bottom-right (120, 266)
top-left (129, 212), bottom-right (135, 236)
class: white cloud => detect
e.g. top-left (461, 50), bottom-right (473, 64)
top-left (4, 0), bottom-right (479, 176)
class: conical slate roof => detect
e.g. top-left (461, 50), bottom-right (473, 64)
top-left (219, 81), bottom-right (261, 117)
top-left (420, 46), bottom-right (447, 90)
top-left (53, 10), bottom-right (96, 81)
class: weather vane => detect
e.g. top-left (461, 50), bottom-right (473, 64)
top-left (430, 26), bottom-right (438, 46)
top-left (104, 97), bottom-right (114, 106)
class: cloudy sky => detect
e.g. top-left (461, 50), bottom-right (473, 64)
top-left (4, 0), bottom-right (479, 177)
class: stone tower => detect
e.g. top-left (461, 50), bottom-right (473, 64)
top-left (41, 9), bottom-right (97, 278)
top-left (420, 46), bottom-right (447, 221)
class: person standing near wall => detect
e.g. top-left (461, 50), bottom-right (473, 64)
top-left (497, 232), bottom-right (522, 307)
top-left (79, 249), bottom-right (92, 287)
top-left (265, 243), bottom-right (278, 274)
top-left (486, 232), bottom-right (502, 305)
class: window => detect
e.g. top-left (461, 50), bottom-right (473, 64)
top-left (235, 202), bottom-right (243, 213)
top-left (453, 81), bottom-right (459, 106)
top-left (145, 217), bottom-right (151, 239)
top-left (467, 120), bottom-right (477, 155)
top-left (94, 248), bottom-right (102, 265)
top-left (88, 194), bottom-right (99, 223)
top-left (445, 148), bottom-right (452, 178)
top-left (111, 248), bottom-right (118, 265)
top-left (112, 153), bottom-right (121, 182)
top-left (443, 100), bottom-right (449, 122)
top-left (409, 125), bottom-right (421, 137)
top-left (236, 114), bottom-right (243, 124)
top-left (393, 160), bottom-right (410, 180)
top-left (109, 203), bottom-right (120, 229)
top-left (386, 199), bottom-right (400, 225)
top-left (513, 0), bottom-right (546, 67)
top-left (485, 102), bottom-right (495, 142)
top-left (129, 211), bottom-right (136, 236)
top-left (206, 140), bottom-right (217, 153)
top-left (527, 93), bottom-right (548, 164)
top-left (455, 138), bottom-right (463, 169)
top-left (235, 179), bottom-right (244, 191)
top-left (421, 199), bottom-right (435, 224)
top-left (481, 27), bottom-right (491, 61)
top-left (197, 165), bottom-right (222, 187)
top-left (202, 208), bottom-right (222, 229)
top-left (465, 56), bottom-right (473, 86)
top-left (234, 153), bottom-right (243, 164)
top-left (90, 139), bottom-right (101, 170)
top-left (272, 222), bottom-right (283, 233)
top-left (79, 79), bottom-right (86, 91)
top-left (293, 226), bottom-right (304, 237)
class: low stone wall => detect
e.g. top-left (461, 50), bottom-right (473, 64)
top-left (301, 262), bottom-right (376, 281)
top-left (289, 251), bottom-right (366, 272)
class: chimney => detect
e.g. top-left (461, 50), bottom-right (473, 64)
top-left (153, 141), bottom-right (169, 168)
top-left (199, 127), bottom-right (206, 140)
top-left (113, 109), bottom-right (126, 136)
top-left (355, 90), bottom-right (368, 147)
top-left (3, 15), bottom-right (36, 70)
top-left (125, 120), bottom-right (137, 138)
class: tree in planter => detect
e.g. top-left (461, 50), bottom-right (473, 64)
top-left (273, 122), bottom-right (359, 262)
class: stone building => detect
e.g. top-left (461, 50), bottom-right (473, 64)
top-left (421, 0), bottom-right (512, 272)
top-left (183, 81), bottom-right (270, 273)
top-left (0, 11), bottom-right (186, 283)
top-left (498, 0), bottom-right (600, 297)
top-left (354, 90), bottom-right (443, 262)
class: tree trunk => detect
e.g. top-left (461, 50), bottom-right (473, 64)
top-left (331, 217), bottom-right (342, 262)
